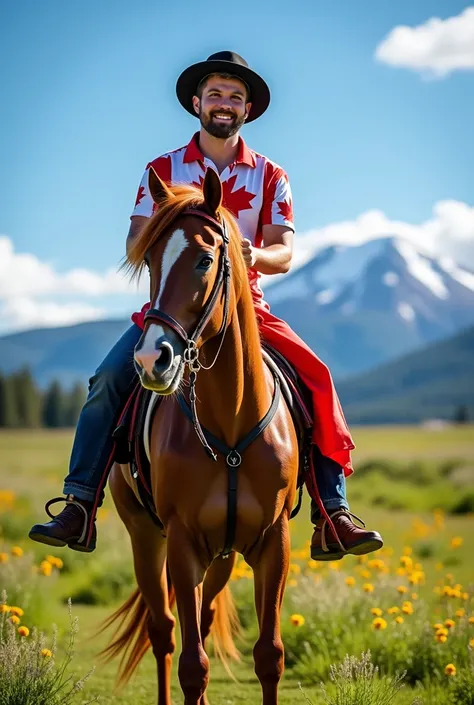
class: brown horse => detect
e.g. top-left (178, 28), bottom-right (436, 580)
top-left (101, 166), bottom-right (299, 705)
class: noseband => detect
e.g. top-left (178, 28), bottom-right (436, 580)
top-left (143, 208), bottom-right (232, 460)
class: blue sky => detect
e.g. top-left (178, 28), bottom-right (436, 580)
top-left (1, 0), bottom-right (473, 332)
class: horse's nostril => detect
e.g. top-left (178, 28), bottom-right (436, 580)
top-left (154, 344), bottom-right (173, 373)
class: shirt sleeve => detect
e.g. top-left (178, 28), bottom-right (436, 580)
top-left (261, 164), bottom-right (295, 231)
top-left (130, 155), bottom-right (172, 219)
top-left (130, 168), bottom-right (155, 218)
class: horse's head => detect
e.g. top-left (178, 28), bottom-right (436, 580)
top-left (130, 167), bottom-right (235, 394)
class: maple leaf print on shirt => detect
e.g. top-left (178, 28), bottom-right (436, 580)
top-left (134, 186), bottom-right (145, 207)
top-left (277, 198), bottom-right (293, 223)
top-left (222, 175), bottom-right (255, 218)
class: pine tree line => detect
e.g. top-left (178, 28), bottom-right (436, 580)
top-left (0, 368), bottom-right (86, 428)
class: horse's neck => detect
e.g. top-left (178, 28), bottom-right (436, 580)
top-left (195, 297), bottom-right (270, 447)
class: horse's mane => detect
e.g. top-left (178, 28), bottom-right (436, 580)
top-left (125, 183), bottom-right (247, 294)
top-left (125, 184), bottom-right (260, 353)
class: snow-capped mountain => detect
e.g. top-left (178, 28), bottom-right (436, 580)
top-left (264, 237), bottom-right (474, 378)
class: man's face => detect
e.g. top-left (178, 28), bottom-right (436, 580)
top-left (193, 76), bottom-right (252, 138)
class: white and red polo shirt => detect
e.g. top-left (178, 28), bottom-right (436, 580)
top-left (130, 132), bottom-right (294, 329)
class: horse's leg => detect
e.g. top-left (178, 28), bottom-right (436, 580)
top-left (167, 517), bottom-right (210, 705)
top-left (247, 514), bottom-right (290, 705)
top-left (199, 552), bottom-right (238, 705)
top-left (109, 465), bottom-right (175, 705)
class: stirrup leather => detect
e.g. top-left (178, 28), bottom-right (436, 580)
top-left (44, 495), bottom-right (89, 545)
top-left (317, 509), bottom-right (366, 554)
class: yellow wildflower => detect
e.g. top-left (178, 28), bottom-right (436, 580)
top-left (469, 617), bottom-right (474, 625)
top-left (11, 546), bottom-right (24, 557)
top-left (45, 555), bottom-right (63, 570)
top-left (436, 634), bottom-right (448, 643)
top-left (436, 628), bottom-right (449, 637)
top-left (442, 586), bottom-right (453, 597)
top-left (400, 556), bottom-right (413, 569)
top-left (289, 563), bottom-right (301, 575)
top-left (450, 537), bottom-right (463, 549)
top-left (433, 623), bottom-right (444, 630)
top-left (288, 579), bottom-right (297, 587)
top-left (363, 583), bottom-right (374, 593)
top-left (0, 553), bottom-right (8, 564)
top-left (445, 619), bottom-right (455, 629)
top-left (345, 576), bottom-right (356, 587)
top-left (411, 593), bottom-right (418, 600)
top-left (41, 648), bottom-right (52, 658)
top-left (10, 607), bottom-right (24, 617)
top-left (290, 614), bottom-right (305, 627)
top-left (360, 569), bottom-right (372, 579)
top-left (9, 615), bottom-right (20, 625)
top-left (403, 546), bottom-right (413, 556)
top-left (371, 607), bottom-right (383, 616)
top-left (395, 616), bottom-right (404, 624)
top-left (39, 561), bottom-right (53, 577)
top-left (455, 609), bottom-right (465, 618)
top-left (402, 603), bottom-right (414, 615)
top-left (372, 617), bottom-right (387, 630)
top-left (445, 663), bottom-right (456, 676)
top-left (388, 606), bottom-right (400, 615)
top-left (0, 605), bottom-right (11, 613)
top-left (18, 626), bottom-right (29, 637)
top-left (397, 585), bottom-right (408, 594)
top-left (462, 592), bottom-right (469, 601)
top-left (470, 639), bottom-right (474, 649)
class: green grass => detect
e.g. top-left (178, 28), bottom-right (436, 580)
top-left (1, 426), bottom-right (474, 704)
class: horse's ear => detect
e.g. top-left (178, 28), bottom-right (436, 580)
top-left (148, 167), bottom-right (174, 205)
top-left (202, 167), bottom-right (222, 215)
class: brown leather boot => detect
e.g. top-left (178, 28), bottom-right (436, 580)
top-left (28, 495), bottom-right (97, 553)
top-left (311, 509), bottom-right (383, 561)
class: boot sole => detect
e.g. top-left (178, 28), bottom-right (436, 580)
top-left (28, 531), bottom-right (95, 553)
top-left (311, 536), bottom-right (384, 561)
top-left (28, 531), bottom-right (67, 548)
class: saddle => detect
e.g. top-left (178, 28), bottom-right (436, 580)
top-left (111, 344), bottom-right (314, 531)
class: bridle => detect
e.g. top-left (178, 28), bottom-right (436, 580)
top-left (143, 207), bottom-right (232, 460)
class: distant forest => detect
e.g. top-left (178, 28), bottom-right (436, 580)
top-left (0, 368), bottom-right (86, 428)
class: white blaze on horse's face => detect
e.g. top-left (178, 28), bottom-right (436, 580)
top-left (134, 228), bottom-right (188, 389)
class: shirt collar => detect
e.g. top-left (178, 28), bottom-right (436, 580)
top-left (183, 132), bottom-right (256, 168)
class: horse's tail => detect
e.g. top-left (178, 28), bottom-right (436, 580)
top-left (210, 584), bottom-right (241, 680)
top-left (98, 580), bottom-right (176, 689)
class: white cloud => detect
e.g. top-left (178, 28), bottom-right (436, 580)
top-left (0, 297), bottom-right (105, 334)
top-left (375, 6), bottom-right (474, 77)
top-left (0, 236), bottom-right (147, 298)
top-left (1, 198), bottom-right (474, 333)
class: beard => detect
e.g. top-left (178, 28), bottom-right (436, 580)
top-left (199, 108), bottom-right (246, 138)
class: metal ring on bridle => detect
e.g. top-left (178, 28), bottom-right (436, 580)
top-left (183, 341), bottom-right (201, 371)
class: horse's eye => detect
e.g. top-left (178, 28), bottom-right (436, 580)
top-left (197, 255), bottom-right (213, 270)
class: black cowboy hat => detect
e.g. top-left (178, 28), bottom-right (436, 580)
top-left (176, 51), bottom-right (270, 123)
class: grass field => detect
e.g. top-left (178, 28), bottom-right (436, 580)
top-left (1, 425), bottom-right (473, 704)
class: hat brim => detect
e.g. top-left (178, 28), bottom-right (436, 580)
top-left (176, 59), bottom-right (270, 123)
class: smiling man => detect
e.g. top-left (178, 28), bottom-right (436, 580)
top-left (29, 51), bottom-right (383, 561)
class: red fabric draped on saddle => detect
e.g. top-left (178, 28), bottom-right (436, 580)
top-left (132, 299), bottom-right (355, 476)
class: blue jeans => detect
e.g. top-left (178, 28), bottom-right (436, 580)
top-left (310, 446), bottom-right (349, 521)
top-left (63, 323), bottom-right (349, 516)
top-left (63, 324), bottom-right (142, 504)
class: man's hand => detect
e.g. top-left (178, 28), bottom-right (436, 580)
top-left (241, 238), bottom-right (257, 268)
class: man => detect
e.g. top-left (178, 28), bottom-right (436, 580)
top-left (29, 51), bottom-right (383, 560)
